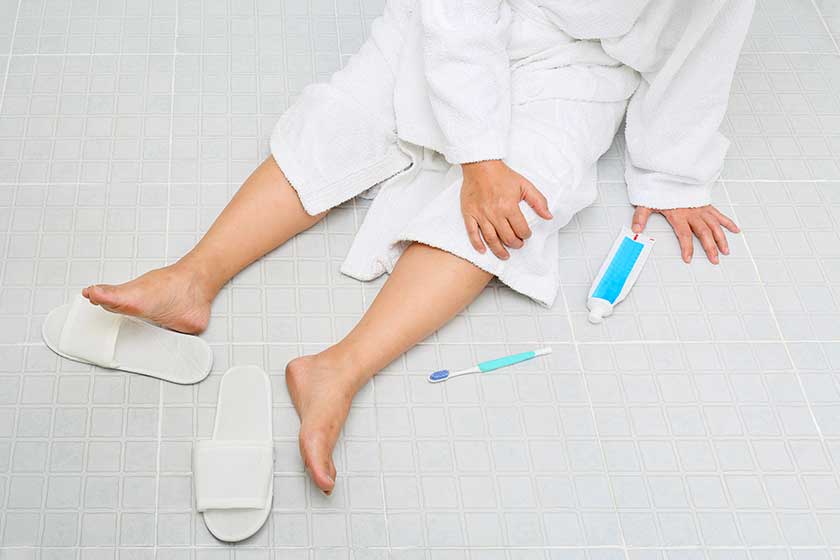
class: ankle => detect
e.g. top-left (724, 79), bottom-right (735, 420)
top-left (315, 347), bottom-right (370, 393)
top-left (171, 254), bottom-right (221, 303)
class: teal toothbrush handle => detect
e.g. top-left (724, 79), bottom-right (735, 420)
top-left (478, 351), bottom-right (537, 372)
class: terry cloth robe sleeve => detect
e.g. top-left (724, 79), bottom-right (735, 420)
top-left (420, 0), bottom-right (512, 164)
top-left (600, 0), bottom-right (755, 210)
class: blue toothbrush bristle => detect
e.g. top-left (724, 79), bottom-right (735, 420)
top-left (429, 370), bottom-right (449, 381)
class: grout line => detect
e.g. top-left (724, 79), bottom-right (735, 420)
top-left (0, 1), bottom-right (24, 547)
top-left (7, 338), bottom-right (840, 349)
top-left (7, 544), bottom-right (840, 551)
top-left (744, 50), bottom-right (839, 54)
top-left (153, 0), bottom-right (179, 554)
top-left (57, 61), bottom-right (89, 560)
top-left (717, 178), bottom-right (840, 183)
top-left (810, 0), bottom-right (840, 54)
top-left (0, 0), bottom-right (22, 302)
top-left (556, 204), bottom-right (631, 555)
top-left (724, 72), bottom-right (840, 448)
top-left (293, 0), bottom-right (315, 549)
top-left (4, 338), bottom-right (840, 348)
top-left (5, 52), bottom-right (180, 57)
top-left (85, 43), bottom-right (118, 551)
top-left (0, 178), bottom-right (838, 187)
top-left (333, 0), bottom-right (395, 549)
top-left (0, 179), bottom-right (838, 190)
top-left (0, 4), bottom-right (21, 109)
top-left (253, 0), bottom-right (276, 552)
top-left (0, 49), bottom-right (839, 59)
top-left (720, 182), bottom-right (839, 547)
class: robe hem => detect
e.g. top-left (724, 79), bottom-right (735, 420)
top-left (271, 136), bottom-right (411, 216)
top-left (340, 221), bottom-right (559, 308)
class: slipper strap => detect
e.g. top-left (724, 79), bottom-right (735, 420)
top-left (59, 296), bottom-right (123, 368)
top-left (193, 440), bottom-right (274, 511)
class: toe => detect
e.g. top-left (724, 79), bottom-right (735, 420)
top-left (300, 432), bottom-right (336, 494)
top-left (88, 285), bottom-right (114, 306)
top-left (86, 285), bottom-right (103, 305)
top-left (91, 284), bottom-right (134, 314)
top-left (313, 467), bottom-right (335, 495)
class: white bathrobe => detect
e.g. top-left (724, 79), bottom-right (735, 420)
top-left (270, 0), bottom-right (755, 306)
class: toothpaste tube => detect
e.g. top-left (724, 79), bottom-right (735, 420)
top-left (587, 227), bottom-right (655, 324)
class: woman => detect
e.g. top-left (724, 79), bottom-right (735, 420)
top-left (81, 0), bottom-right (754, 494)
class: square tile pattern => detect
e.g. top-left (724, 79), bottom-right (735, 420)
top-left (1, 0), bottom-right (839, 556)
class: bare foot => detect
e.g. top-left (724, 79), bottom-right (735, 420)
top-left (285, 353), bottom-right (363, 495)
top-left (82, 262), bottom-right (213, 334)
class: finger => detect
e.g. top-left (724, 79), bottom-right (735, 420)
top-left (712, 208), bottom-right (740, 233)
top-left (464, 215), bottom-right (486, 254)
top-left (522, 181), bottom-right (553, 220)
top-left (668, 217), bottom-right (694, 263)
top-left (632, 207), bottom-right (652, 233)
top-left (704, 214), bottom-right (730, 256)
top-left (507, 210), bottom-right (532, 241)
top-left (496, 217), bottom-right (524, 249)
top-left (690, 216), bottom-right (719, 264)
top-left (480, 220), bottom-right (509, 260)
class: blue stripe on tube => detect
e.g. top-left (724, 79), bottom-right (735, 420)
top-left (592, 237), bottom-right (644, 304)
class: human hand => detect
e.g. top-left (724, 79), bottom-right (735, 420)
top-left (460, 160), bottom-right (553, 259)
top-left (632, 205), bottom-right (740, 264)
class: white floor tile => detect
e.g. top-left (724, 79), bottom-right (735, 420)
top-left (1, 0), bottom-right (839, 555)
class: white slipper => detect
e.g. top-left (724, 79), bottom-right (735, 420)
top-left (42, 295), bottom-right (213, 385)
top-left (193, 366), bottom-right (274, 542)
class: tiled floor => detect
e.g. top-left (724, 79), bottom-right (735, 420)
top-left (1, 0), bottom-right (840, 557)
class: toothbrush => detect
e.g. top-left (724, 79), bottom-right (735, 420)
top-left (428, 347), bottom-right (552, 383)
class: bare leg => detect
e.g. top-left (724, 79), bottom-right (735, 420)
top-left (286, 243), bottom-right (492, 493)
top-left (83, 157), bottom-right (324, 333)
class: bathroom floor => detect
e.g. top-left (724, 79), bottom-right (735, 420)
top-left (2, 0), bottom-right (840, 557)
